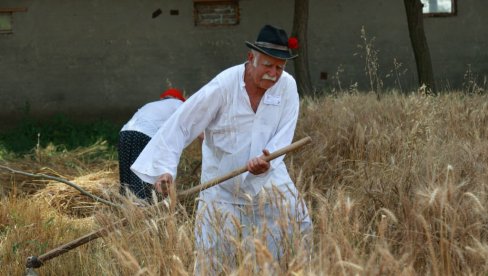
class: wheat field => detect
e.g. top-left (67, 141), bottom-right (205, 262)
top-left (1, 91), bottom-right (487, 275)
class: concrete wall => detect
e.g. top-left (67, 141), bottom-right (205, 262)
top-left (0, 0), bottom-right (486, 126)
top-left (308, 0), bottom-right (488, 92)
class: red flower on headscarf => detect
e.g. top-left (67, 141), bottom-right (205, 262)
top-left (288, 37), bottom-right (299, 49)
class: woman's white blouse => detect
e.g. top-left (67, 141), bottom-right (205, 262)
top-left (121, 99), bottom-right (183, 138)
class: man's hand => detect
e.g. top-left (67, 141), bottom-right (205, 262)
top-left (155, 173), bottom-right (173, 196)
top-left (247, 149), bottom-right (271, 175)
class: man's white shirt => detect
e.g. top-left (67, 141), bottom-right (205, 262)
top-left (131, 63), bottom-right (299, 204)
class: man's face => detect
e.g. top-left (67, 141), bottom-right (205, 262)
top-left (248, 51), bottom-right (287, 91)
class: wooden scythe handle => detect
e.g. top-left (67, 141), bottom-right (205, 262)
top-left (26, 219), bottom-right (128, 268)
top-left (177, 136), bottom-right (312, 198)
top-left (25, 136), bottom-right (312, 269)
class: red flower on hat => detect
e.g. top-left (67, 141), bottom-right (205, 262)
top-left (288, 37), bottom-right (299, 49)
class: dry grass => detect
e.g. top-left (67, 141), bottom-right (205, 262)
top-left (0, 140), bottom-right (117, 196)
top-left (33, 170), bottom-right (119, 218)
top-left (1, 91), bottom-right (488, 275)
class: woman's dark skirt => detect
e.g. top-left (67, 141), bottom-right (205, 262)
top-left (118, 130), bottom-right (154, 200)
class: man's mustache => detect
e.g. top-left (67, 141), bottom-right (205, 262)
top-left (262, 74), bottom-right (277, 82)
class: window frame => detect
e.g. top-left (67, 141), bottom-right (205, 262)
top-left (0, 7), bottom-right (27, 34)
top-left (0, 12), bottom-right (13, 34)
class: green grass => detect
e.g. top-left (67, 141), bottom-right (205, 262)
top-left (0, 114), bottom-right (120, 156)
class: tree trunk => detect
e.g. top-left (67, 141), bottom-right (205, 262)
top-left (403, 0), bottom-right (436, 93)
top-left (292, 0), bottom-right (313, 96)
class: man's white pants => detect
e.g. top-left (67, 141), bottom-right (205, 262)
top-left (194, 184), bottom-right (312, 273)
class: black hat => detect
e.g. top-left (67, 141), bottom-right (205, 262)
top-left (245, 25), bottom-right (298, 60)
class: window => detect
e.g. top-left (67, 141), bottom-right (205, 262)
top-left (0, 12), bottom-right (12, 34)
top-left (421, 0), bottom-right (456, 16)
top-left (0, 8), bottom-right (27, 34)
top-left (193, 0), bottom-right (239, 26)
